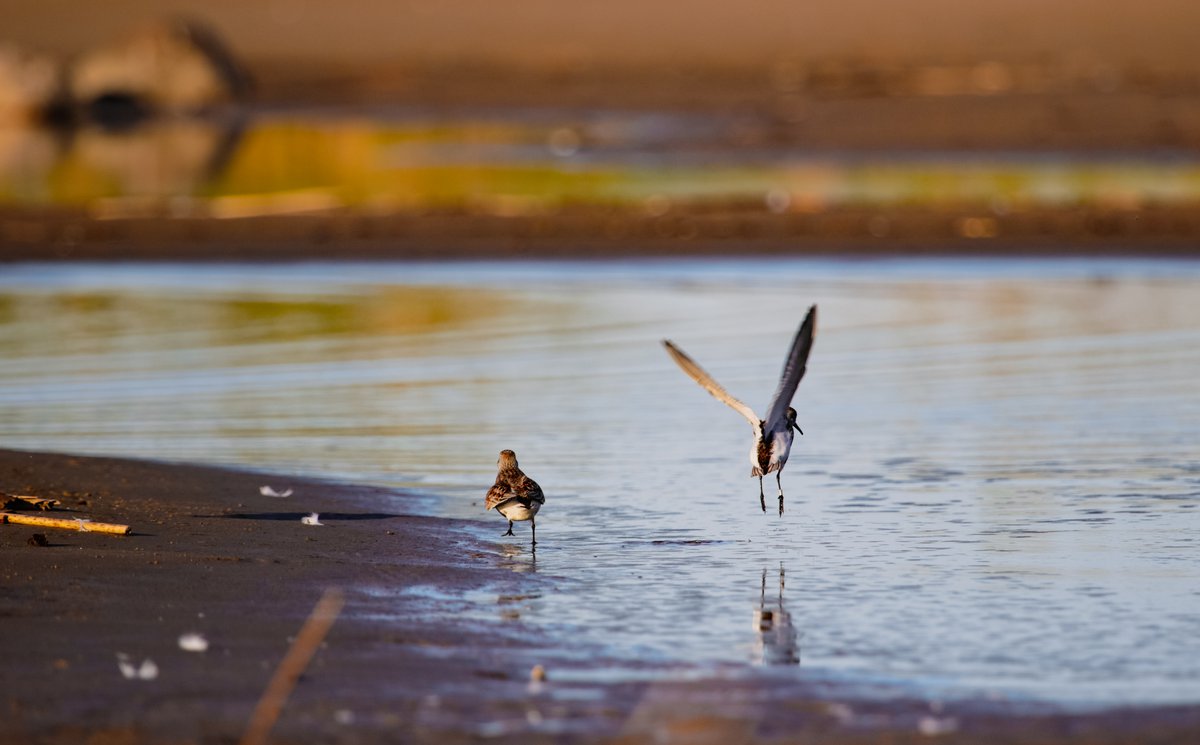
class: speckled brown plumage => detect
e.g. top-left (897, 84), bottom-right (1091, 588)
top-left (485, 449), bottom-right (544, 546)
top-left (752, 433), bottom-right (772, 477)
top-left (485, 451), bottom-right (544, 511)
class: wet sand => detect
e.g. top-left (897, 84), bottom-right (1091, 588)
top-left (0, 448), bottom-right (508, 743)
top-left (4, 203), bottom-right (1200, 263)
top-left (3, 447), bottom-right (1198, 744)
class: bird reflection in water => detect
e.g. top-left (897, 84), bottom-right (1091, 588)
top-left (496, 545), bottom-right (538, 621)
top-left (753, 564), bottom-right (799, 665)
top-left (498, 542), bottom-right (537, 574)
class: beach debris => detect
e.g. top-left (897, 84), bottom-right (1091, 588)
top-left (240, 588), bottom-right (345, 745)
top-left (259, 486), bottom-right (293, 498)
top-left (527, 663), bottom-right (547, 693)
top-left (178, 632), bottom-right (209, 652)
top-left (300, 513), bottom-right (322, 526)
top-left (477, 722), bottom-right (509, 738)
top-left (547, 127), bottom-right (581, 158)
top-left (2, 495), bottom-right (62, 511)
top-left (116, 653), bottom-right (159, 681)
top-left (0, 511), bottom-right (130, 535)
top-left (917, 715), bottom-right (959, 736)
top-left (825, 702), bottom-right (855, 724)
top-left (26, 532), bottom-right (49, 547)
top-left (68, 18), bottom-right (250, 125)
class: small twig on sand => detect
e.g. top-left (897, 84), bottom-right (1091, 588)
top-left (240, 588), bottom-right (345, 745)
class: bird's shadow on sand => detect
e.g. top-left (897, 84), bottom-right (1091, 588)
top-left (201, 512), bottom-right (402, 521)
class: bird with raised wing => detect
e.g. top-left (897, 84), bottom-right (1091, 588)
top-left (485, 449), bottom-right (545, 547)
top-left (663, 305), bottom-right (817, 515)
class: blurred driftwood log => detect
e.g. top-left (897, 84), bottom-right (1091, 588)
top-left (68, 19), bottom-right (250, 125)
top-left (0, 18), bottom-right (248, 127)
top-left (0, 45), bottom-right (63, 124)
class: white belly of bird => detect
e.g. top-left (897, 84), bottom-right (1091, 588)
top-left (497, 500), bottom-right (540, 522)
top-left (748, 429), bottom-right (795, 475)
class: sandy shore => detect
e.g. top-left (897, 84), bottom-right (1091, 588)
top-left (0, 448), bottom-right (524, 743)
top-left (3, 448), bottom-right (1198, 744)
top-left (4, 204), bottom-right (1200, 263)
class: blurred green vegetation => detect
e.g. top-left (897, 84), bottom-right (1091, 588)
top-left (3, 117), bottom-right (1200, 214)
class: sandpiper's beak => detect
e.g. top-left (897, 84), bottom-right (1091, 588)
top-left (792, 422), bottom-right (804, 435)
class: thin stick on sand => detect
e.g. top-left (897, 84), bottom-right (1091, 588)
top-left (0, 512), bottom-right (130, 535)
top-left (240, 588), bottom-right (345, 745)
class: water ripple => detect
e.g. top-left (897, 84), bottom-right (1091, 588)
top-left (0, 258), bottom-right (1198, 705)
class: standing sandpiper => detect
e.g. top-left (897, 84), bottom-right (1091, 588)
top-left (485, 450), bottom-right (545, 547)
top-left (663, 305), bottom-right (817, 515)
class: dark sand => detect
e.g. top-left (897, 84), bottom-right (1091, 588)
top-left (5, 204), bottom-right (1200, 263)
top-left (3, 448), bottom-right (1198, 744)
top-left (0, 448), bottom-right (554, 744)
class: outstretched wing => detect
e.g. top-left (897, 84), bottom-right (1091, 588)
top-left (764, 305), bottom-right (817, 433)
top-left (662, 339), bottom-right (762, 436)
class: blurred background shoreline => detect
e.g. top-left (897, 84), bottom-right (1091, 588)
top-left (10, 1), bottom-right (1200, 72)
top-left (3, 2), bottom-right (1200, 259)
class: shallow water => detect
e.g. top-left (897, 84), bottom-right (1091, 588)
top-left (0, 258), bottom-right (1198, 706)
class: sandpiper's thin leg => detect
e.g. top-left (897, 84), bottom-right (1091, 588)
top-left (759, 476), bottom-right (766, 512)
top-left (503, 521), bottom-right (514, 536)
top-left (777, 471), bottom-right (785, 515)
top-left (531, 516), bottom-right (537, 548)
